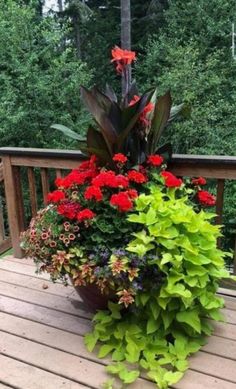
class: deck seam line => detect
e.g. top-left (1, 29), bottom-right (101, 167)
top-left (212, 333), bottom-right (236, 341)
top-left (190, 366), bottom-right (236, 385)
top-left (200, 348), bottom-right (236, 362)
top-left (0, 353), bottom-right (96, 389)
top-left (0, 381), bottom-right (19, 389)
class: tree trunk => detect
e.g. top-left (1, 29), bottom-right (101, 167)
top-left (58, 0), bottom-right (63, 12)
top-left (120, 0), bottom-right (131, 98)
top-left (72, 14), bottom-right (82, 59)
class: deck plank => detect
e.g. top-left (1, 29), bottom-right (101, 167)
top-left (0, 294), bottom-right (91, 335)
top-left (190, 351), bottom-right (236, 383)
top-left (174, 370), bottom-right (236, 389)
top-left (0, 280), bottom-right (91, 319)
top-left (0, 354), bottom-right (88, 389)
top-left (0, 331), bottom-right (155, 389)
top-left (213, 321), bottom-right (236, 340)
top-left (0, 268), bottom-right (75, 298)
top-left (0, 256), bottom-right (236, 389)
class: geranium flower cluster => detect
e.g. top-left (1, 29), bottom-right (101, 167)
top-left (21, 153), bottom-right (216, 307)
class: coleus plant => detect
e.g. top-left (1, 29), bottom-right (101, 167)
top-left (52, 46), bottom-right (189, 167)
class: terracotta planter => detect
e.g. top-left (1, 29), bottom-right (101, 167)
top-left (73, 283), bottom-right (116, 311)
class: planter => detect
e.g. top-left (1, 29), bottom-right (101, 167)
top-left (72, 282), bottom-right (116, 311)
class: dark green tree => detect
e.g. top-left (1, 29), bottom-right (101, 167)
top-left (137, 0), bottom-right (236, 156)
top-left (0, 0), bottom-right (93, 148)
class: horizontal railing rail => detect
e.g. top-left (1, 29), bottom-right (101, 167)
top-left (0, 147), bottom-right (235, 273)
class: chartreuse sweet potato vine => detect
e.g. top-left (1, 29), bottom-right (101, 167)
top-left (85, 183), bottom-right (232, 389)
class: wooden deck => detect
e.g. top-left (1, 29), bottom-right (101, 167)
top-left (0, 256), bottom-right (235, 389)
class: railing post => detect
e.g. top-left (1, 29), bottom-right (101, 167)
top-left (2, 156), bottom-right (24, 258)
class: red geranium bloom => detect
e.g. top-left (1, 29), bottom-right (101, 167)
top-left (192, 177), bottom-right (207, 186)
top-left (129, 95), bottom-right (154, 127)
top-left (110, 192), bottom-right (133, 212)
top-left (57, 201), bottom-right (81, 219)
top-left (127, 170), bottom-right (147, 184)
top-left (77, 209), bottom-right (96, 222)
top-left (161, 171), bottom-right (182, 188)
top-left (92, 171), bottom-right (129, 188)
top-left (115, 174), bottom-right (129, 188)
top-left (112, 153), bottom-right (128, 164)
top-left (197, 190), bottom-right (216, 206)
top-left (47, 190), bottom-right (65, 203)
top-left (55, 171), bottom-right (87, 189)
top-left (126, 189), bottom-right (138, 199)
top-left (147, 154), bottom-right (164, 167)
top-left (84, 186), bottom-right (103, 202)
top-left (92, 171), bottom-right (116, 187)
top-left (111, 46), bottom-right (136, 74)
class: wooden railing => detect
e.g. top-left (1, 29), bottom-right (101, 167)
top-left (0, 161), bottom-right (11, 254)
top-left (0, 147), bottom-right (235, 272)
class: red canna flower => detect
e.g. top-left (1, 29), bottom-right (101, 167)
top-left (147, 154), bottom-right (164, 167)
top-left (110, 192), bottom-right (133, 212)
top-left (161, 171), bottom-right (182, 188)
top-left (112, 153), bottom-right (128, 164)
top-left (111, 46), bottom-right (136, 74)
top-left (192, 177), bottom-right (207, 186)
top-left (129, 95), bottom-right (154, 127)
top-left (77, 209), bottom-right (96, 222)
top-left (127, 170), bottom-right (147, 184)
top-left (84, 185), bottom-right (103, 201)
top-left (197, 190), bottom-right (216, 206)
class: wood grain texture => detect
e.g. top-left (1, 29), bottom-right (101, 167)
top-left (0, 354), bottom-right (87, 389)
top-left (27, 167), bottom-right (38, 216)
top-left (40, 168), bottom-right (49, 205)
top-left (2, 157), bottom-right (24, 258)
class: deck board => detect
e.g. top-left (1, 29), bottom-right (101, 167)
top-left (0, 256), bottom-right (236, 389)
